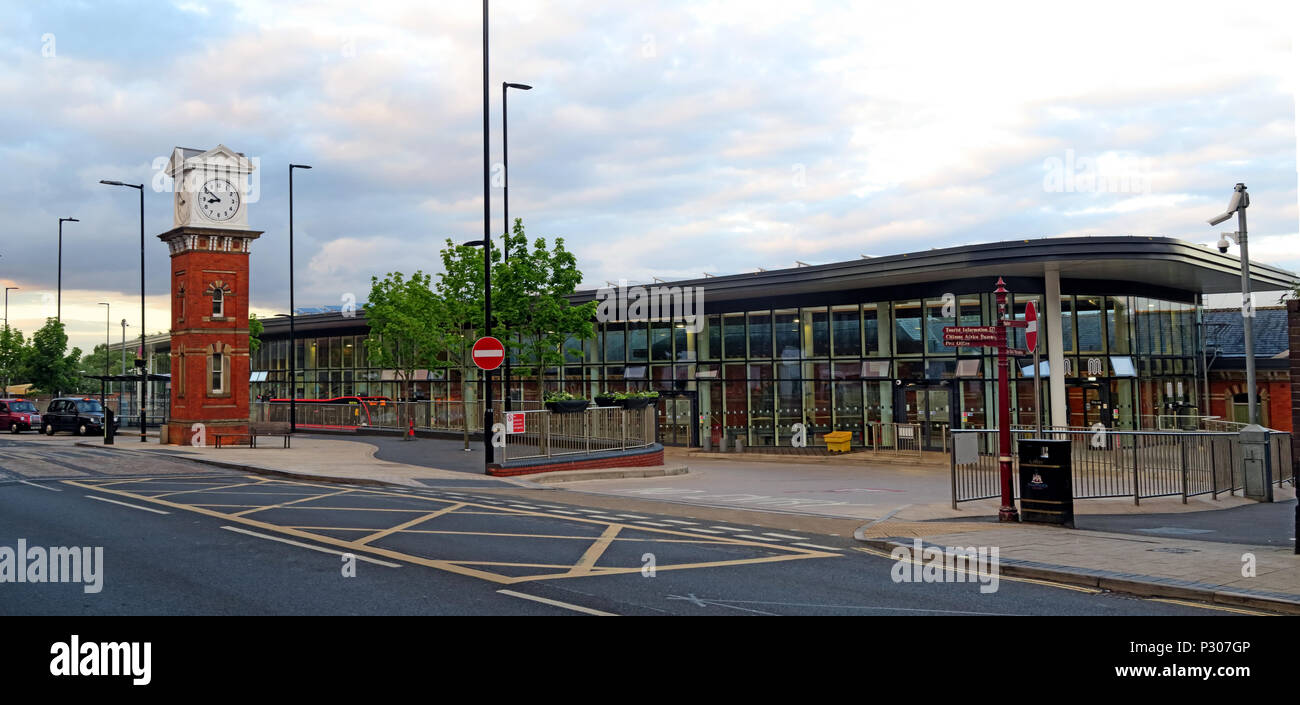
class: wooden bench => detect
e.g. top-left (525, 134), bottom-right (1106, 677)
top-left (822, 431), bottom-right (853, 453)
top-left (213, 422), bottom-right (292, 449)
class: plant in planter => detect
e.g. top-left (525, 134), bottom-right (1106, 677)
top-left (611, 390), bottom-right (659, 409)
top-left (593, 391), bottom-right (618, 407)
top-left (543, 390), bottom-right (590, 414)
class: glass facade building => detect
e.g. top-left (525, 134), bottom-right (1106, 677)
top-left (232, 236), bottom-right (1294, 449)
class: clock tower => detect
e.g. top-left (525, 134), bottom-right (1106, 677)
top-left (159, 145), bottom-right (261, 445)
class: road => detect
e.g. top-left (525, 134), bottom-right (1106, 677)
top-left (0, 435), bottom-right (1263, 616)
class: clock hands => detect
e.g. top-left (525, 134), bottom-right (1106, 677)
top-left (203, 186), bottom-right (221, 204)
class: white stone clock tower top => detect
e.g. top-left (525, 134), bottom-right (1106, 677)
top-left (166, 145), bottom-right (256, 230)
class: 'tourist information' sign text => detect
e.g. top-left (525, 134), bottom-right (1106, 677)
top-left (941, 325), bottom-right (1003, 347)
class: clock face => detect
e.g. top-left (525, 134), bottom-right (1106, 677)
top-left (198, 178), bottom-right (241, 222)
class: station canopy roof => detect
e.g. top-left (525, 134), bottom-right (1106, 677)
top-left (571, 236), bottom-right (1298, 305)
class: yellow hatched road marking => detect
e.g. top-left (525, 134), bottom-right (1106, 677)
top-left (62, 477), bottom-right (838, 585)
top-left (149, 480), bottom-right (270, 498)
top-left (231, 488), bottom-right (357, 517)
top-left (354, 503), bottom-right (467, 545)
top-left (568, 524), bottom-right (623, 577)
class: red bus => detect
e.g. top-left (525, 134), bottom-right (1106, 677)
top-left (265, 396), bottom-right (392, 430)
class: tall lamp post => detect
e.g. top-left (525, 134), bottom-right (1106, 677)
top-left (481, 0), bottom-right (494, 466)
top-left (99, 179), bottom-right (147, 442)
top-left (502, 81), bottom-right (531, 410)
top-left (57, 217), bottom-right (79, 323)
top-left (3, 286), bottom-right (16, 394)
top-left (288, 163), bottom-right (312, 434)
top-left (97, 302), bottom-right (110, 409)
top-left (120, 319), bottom-right (128, 414)
top-left (1208, 183), bottom-right (1257, 425)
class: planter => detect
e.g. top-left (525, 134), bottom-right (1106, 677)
top-left (617, 397), bottom-right (656, 410)
top-left (545, 399), bottom-right (591, 414)
top-left (594, 395), bottom-right (618, 407)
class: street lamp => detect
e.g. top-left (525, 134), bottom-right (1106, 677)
top-left (56, 217), bottom-right (79, 323)
top-left (481, 0), bottom-right (494, 467)
top-left (3, 286), bottom-right (16, 394)
top-left (289, 163), bottom-right (312, 434)
top-left (4, 286), bottom-right (16, 328)
top-left (502, 80), bottom-right (531, 411)
top-left (99, 179), bottom-right (147, 442)
top-left (1207, 183), bottom-right (1258, 425)
top-left (97, 302), bottom-right (110, 409)
top-left (120, 319), bottom-right (128, 414)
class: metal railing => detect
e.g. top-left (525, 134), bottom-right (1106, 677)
top-left (951, 428), bottom-right (1294, 507)
top-left (865, 422), bottom-right (925, 457)
top-left (500, 406), bottom-right (655, 463)
top-left (251, 400), bottom-right (545, 432)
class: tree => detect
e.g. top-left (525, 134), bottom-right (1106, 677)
top-left (364, 271), bottom-right (444, 400)
top-left (494, 220), bottom-right (597, 395)
top-left (0, 325), bottom-right (26, 392)
top-left (248, 313), bottom-right (264, 354)
top-left (21, 319), bottom-right (82, 396)
top-left (431, 238), bottom-right (488, 412)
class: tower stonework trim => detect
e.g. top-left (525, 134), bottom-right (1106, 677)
top-left (160, 224), bottom-right (263, 445)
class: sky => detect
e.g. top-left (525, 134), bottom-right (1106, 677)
top-left (1, 0), bottom-right (1297, 354)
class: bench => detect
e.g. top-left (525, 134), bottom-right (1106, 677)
top-left (822, 431), bottom-right (853, 453)
top-left (213, 422), bottom-right (293, 449)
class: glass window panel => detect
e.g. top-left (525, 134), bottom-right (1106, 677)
top-left (832, 305), bottom-right (861, 357)
top-left (893, 300), bottom-right (923, 355)
top-left (1076, 296), bottom-right (1104, 352)
top-left (774, 310), bottom-right (799, 359)
top-left (925, 298), bottom-right (955, 354)
top-left (1107, 296), bottom-right (1130, 353)
top-left (604, 323), bottom-right (625, 362)
top-left (863, 303), bottom-right (889, 356)
top-left (747, 311), bottom-right (772, 358)
top-left (801, 307), bottom-right (829, 357)
top-left (704, 315), bottom-right (720, 360)
top-left (627, 322), bottom-right (648, 361)
top-left (723, 314), bottom-right (746, 359)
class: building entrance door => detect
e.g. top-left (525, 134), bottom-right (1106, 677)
top-left (655, 390), bottom-right (698, 446)
top-left (896, 382), bottom-right (953, 451)
top-left (1067, 381), bottom-right (1111, 429)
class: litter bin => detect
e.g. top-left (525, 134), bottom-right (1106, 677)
top-left (1017, 438), bottom-right (1073, 527)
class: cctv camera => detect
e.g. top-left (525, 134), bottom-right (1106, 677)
top-left (1217, 237), bottom-right (1230, 254)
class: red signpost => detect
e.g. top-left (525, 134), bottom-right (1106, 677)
top-left (943, 277), bottom-right (1020, 522)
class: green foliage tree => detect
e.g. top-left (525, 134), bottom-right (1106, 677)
top-left (364, 271), bottom-right (444, 400)
top-left (21, 319), bottom-right (82, 396)
top-left (494, 220), bottom-right (596, 395)
top-left (431, 238), bottom-right (488, 412)
top-left (0, 324), bottom-right (26, 392)
top-left (248, 313), bottom-right (264, 354)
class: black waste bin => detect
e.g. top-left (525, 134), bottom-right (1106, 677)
top-left (1017, 438), bottom-right (1073, 527)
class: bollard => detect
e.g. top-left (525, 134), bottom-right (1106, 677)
top-left (734, 436), bottom-right (744, 453)
top-left (103, 408), bottom-right (115, 445)
top-left (702, 434), bottom-right (711, 453)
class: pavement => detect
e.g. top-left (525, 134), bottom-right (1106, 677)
top-left (47, 430), bottom-right (1300, 614)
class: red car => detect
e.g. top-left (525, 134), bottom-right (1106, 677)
top-left (0, 398), bottom-right (42, 434)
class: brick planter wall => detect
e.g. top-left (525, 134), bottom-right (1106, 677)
top-left (488, 447), bottom-right (664, 477)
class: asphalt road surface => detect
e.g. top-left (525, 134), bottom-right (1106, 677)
top-left (0, 435), bottom-right (1266, 616)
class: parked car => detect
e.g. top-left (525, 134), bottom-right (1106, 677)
top-left (42, 398), bottom-right (118, 436)
top-left (0, 398), bottom-right (42, 434)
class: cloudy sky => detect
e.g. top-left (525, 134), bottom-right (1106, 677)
top-left (1, 0), bottom-right (1297, 353)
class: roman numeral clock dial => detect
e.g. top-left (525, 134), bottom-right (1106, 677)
top-left (198, 178), bottom-right (241, 222)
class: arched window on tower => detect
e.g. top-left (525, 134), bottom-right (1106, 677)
top-left (212, 288), bottom-right (224, 318)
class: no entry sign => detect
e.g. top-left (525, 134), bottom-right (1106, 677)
top-left (471, 336), bottom-right (505, 371)
top-left (1025, 301), bottom-right (1038, 352)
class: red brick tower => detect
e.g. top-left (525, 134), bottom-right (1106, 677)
top-left (159, 146), bottom-right (260, 445)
